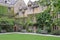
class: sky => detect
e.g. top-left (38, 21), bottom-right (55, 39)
top-left (24, 0), bottom-right (37, 5)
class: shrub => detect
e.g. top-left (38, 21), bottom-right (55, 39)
top-left (52, 30), bottom-right (60, 35)
top-left (36, 28), bottom-right (41, 33)
top-left (0, 27), bottom-right (1, 33)
top-left (27, 29), bottom-right (32, 32)
top-left (6, 27), bottom-right (13, 32)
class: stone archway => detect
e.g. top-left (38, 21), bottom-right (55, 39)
top-left (13, 25), bottom-right (18, 32)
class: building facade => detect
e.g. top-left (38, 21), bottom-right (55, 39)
top-left (0, 0), bottom-right (60, 32)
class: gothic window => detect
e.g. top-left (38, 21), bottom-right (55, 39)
top-left (55, 25), bottom-right (56, 30)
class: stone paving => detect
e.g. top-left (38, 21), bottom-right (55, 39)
top-left (0, 32), bottom-right (60, 37)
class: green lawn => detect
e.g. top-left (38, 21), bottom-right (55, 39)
top-left (0, 34), bottom-right (60, 40)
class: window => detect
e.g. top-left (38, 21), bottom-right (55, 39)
top-left (8, 7), bottom-right (11, 10)
top-left (5, 1), bottom-right (7, 3)
top-left (57, 27), bottom-right (58, 30)
top-left (16, 12), bottom-right (19, 15)
top-left (55, 25), bottom-right (56, 30)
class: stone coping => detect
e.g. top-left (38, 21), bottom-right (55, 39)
top-left (0, 32), bottom-right (60, 37)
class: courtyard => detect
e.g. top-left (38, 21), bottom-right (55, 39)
top-left (0, 0), bottom-right (60, 40)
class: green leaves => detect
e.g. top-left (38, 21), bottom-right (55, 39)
top-left (0, 17), bottom-right (14, 25)
top-left (0, 6), bottom-right (8, 14)
top-left (38, 0), bottom-right (50, 6)
top-left (57, 18), bottom-right (60, 26)
top-left (36, 11), bottom-right (52, 28)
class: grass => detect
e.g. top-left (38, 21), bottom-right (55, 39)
top-left (0, 34), bottom-right (60, 40)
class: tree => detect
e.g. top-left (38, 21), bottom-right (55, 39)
top-left (37, 0), bottom-right (60, 33)
top-left (0, 6), bottom-right (15, 32)
top-left (0, 17), bottom-right (14, 32)
top-left (36, 9), bottom-right (52, 31)
top-left (38, 0), bottom-right (60, 19)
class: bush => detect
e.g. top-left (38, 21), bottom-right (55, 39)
top-left (27, 29), bottom-right (32, 32)
top-left (0, 27), bottom-right (1, 33)
top-left (6, 26), bottom-right (13, 32)
top-left (36, 28), bottom-right (41, 33)
top-left (52, 30), bottom-right (60, 35)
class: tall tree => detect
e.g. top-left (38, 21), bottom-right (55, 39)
top-left (36, 9), bottom-right (52, 31)
top-left (37, 0), bottom-right (60, 32)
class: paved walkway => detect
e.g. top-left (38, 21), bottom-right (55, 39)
top-left (0, 32), bottom-right (60, 37)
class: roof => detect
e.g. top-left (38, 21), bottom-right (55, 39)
top-left (0, 0), bottom-right (17, 5)
top-left (31, 1), bottom-right (39, 8)
top-left (19, 1), bottom-right (27, 10)
top-left (28, 0), bottom-right (33, 5)
top-left (28, 1), bottom-right (39, 8)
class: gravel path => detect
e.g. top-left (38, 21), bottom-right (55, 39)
top-left (0, 32), bottom-right (60, 37)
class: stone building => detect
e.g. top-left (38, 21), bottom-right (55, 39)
top-left (0, 0), bottom-right (47, 21)
top-left (0, 0), bottom-right (59, 32)
top-left (0, 0), bottom-right (27, 32)
top-left (0, 0), bottom-right (26, 16)
top-left (0, 0), bottom-right (47, 32)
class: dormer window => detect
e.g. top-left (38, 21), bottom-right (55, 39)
top-left (28, 0), bottom-right (32, 7)
top-left (19, 9), bottom-right (22, 11)
top-left (16, 12), bottom-right (19, 15)
top-left (28, 2), bottom-right (32, 7)
top-left (5, 1), bottom-right (7, 3)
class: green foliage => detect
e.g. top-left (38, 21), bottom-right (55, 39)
top-left (38, 0), bottom-right (60, 13)
top-left (0, 17), bottom-right (14, 32)
top-left (0, 5), bottom-right (14, 32)
top-left (26, 17), bottom-right (34, 26)
top-left (27, 29), bottom-right (32, 32)
top-left (36, 28), bottom-right (41, 33)
top-left (52, 30), bottom-right (60, 35)
top-left (36, 10), bottom-right (52, 28)
top-left (57, 18), bottom-right (60, 26)
top-left (0, 17), bottom-right (14, 25)
top-left (38, 0), bottom-right (50, 6)
top-left (38, 0), bottom-right (60, 32)
top-left (0, 6), bottom-right (8, 14)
